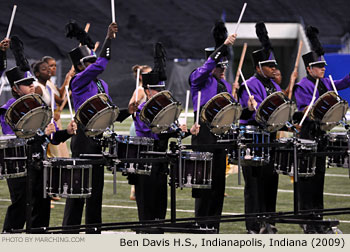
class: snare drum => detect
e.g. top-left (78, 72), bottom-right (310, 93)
top-left (75, 93), bottom-right (119, 137)
top-left (326, 132), bottom-right (348, 167)
top-left (227, 125), bottom-right (270, 166)
top-left (200, 92), bottom-right (242, 135)
top-left (113, 135), bottom-right (154, 175)
top-left (255, 91), bottom-right (296, 132)
top-left (274, 138), bottom-right (317, 177)
top-left (140, 90), bottom-right (182, 133)
top-left (5, 94), bottom-right (52, 138)
top-left (43, 158), bottom-right (92, 198)
top-left (310, 91), bottom-right (348, 131)
top-left (173, 151), bottom-right (213, 189)
top-left (0, 135), bottom-right (27, 179)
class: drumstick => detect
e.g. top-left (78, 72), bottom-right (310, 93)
top-left (184, 90), bottom-right (190, 125)
top-left (135, 68), bottom-right (140, 102)
top-left (234, 2), bottom-right (247, 34)
top-left (65, 85), bottom-right (74, 121)
top-left (233, 43), bottom-right (247, 97)
top-left (196, 91), bottom-right (201, 125)
top-left (299, 78), bottom-right (319, 126)
top-left (94, 41), bottom-right (100, 52)
top-left (0, 81), bottom-right (6, 97)
top-left (50, 88), bottom-right (55, 140)
top-left (239, 69), bottom-right (256, 111)
top-left (6, 5), bottom-right (17, 39)
top-left (287, 40), bottom-right (303, 99)
top-left (111, 0), bottom-right (116, 38)
top-left (329, 75), bottom-right (339, 96)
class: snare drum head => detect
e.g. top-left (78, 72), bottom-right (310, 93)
top-left (15, 107), bottom-right (52, 138)
top-left (210, 104), bottom-right (242, 134)
top-left (84, 107), bottom-right (119, 136)
top-left (150, 102), bottom-right (182, 133)
top-left (320, 102), bottom-right (348, 131)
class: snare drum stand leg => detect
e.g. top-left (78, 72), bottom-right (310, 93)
top-left (292, 133), bottom-right (300, 214)
top-left (237, 134), bottom-right (242, 185)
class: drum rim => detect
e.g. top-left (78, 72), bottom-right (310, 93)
top-left (139, 90), bottom-right (174, 122)
top-left (0, 135), bottom-right (27, 148)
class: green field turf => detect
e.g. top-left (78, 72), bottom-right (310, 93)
top-left (1, 110), bottom-right (350, 234)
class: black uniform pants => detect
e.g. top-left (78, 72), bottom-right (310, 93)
top-left (242, 163), bottom-right (278, 232)
top-left (3, 169), bottom-right (51, 233)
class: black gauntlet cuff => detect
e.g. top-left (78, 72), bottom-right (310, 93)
top-left (209, 44), bottom-right (228, 63)
top-left (0, 50), bottom-right (7, 71)
top-left (99, 38), bottom-right (112, 59)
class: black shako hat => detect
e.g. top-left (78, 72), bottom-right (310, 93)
top-left (68, 45), bottom-right (97, 72)
top-left (302, 26), bottom-right (327, 68)
top-left (252, 22), bottom-right (277, 68)
top-left (6, 66), bottom-right (34, 87)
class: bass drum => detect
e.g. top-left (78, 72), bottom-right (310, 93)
top-left (255, 91), bottom-right (296, 132)
top-left (310, 91), bottom-right (348, 131)
top-left (5, 94), bottom-right (52, 138)
top-left (200, 92), bottom-right (242, 135)
top-left (75, 93), bottom-right (119, 137)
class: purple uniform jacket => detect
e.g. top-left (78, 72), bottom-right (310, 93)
top-left (190, 57), bottom-right (233, 112)
top-left (239, 75), bottom-right (281, 124)
top-left (71, 57), bottom-right (110, 112)
top-left (134, 101), bottom-right (159, 140)
top-left (1, 97), bottom-right (60, 142)
top-left (294, 75), bottom-right (350, 111)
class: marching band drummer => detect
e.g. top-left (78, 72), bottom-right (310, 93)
top-left (189, 21), bottom-right (257, 233)
top-left (132, 42), bottom-right (200, 231)
top-left (62, 21), bottom-right (118, 233)
top-left (237, 22), bottom-right (280, 234)
top-left (293, 26), bottom-right (350, 234)
top-left (0, 52), bottom-right (77, 232)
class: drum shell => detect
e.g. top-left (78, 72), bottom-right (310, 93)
top-left (0, 136), bottom-right (27, 179)
top-left (326, 132), bottom-right (348, 167)
top-left (44, 159), bottom-right (92, 198)
top-left (224, 125), bottom-right (270, 166)
top-left (113, 135), bottom-right (154, 175)
top-left (173, 151), bottom-right (213, 189)
top-left (274, 138), bottom-right (317, 177)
